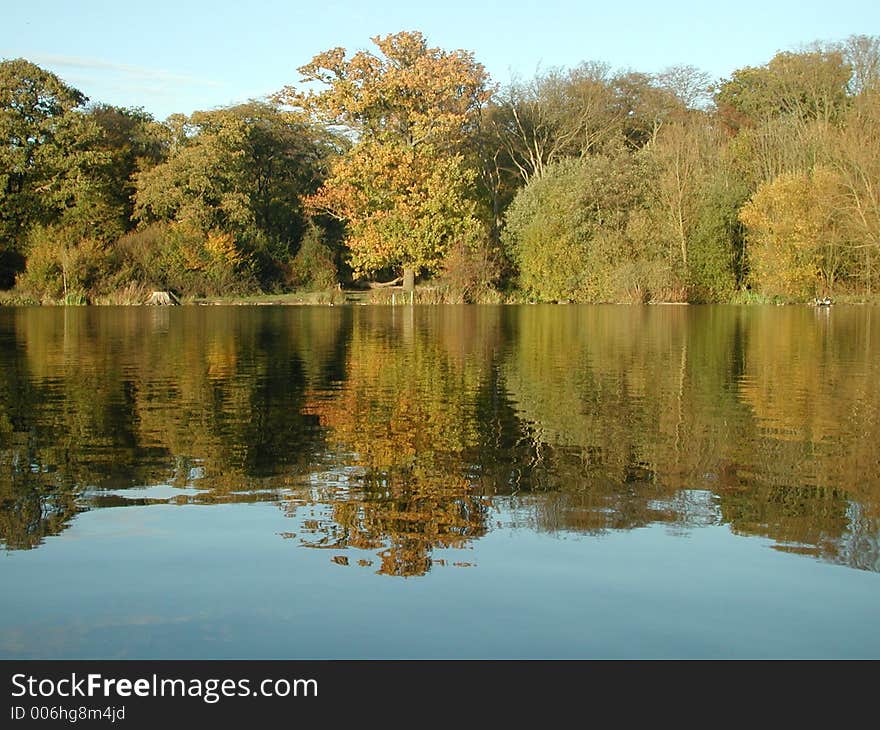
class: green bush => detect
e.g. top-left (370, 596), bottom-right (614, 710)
top-left (17, 225), bottom-right (111, 303)
top-left (502, 158), bottom-right (589, 301)
top-left (288, 225), bottom-right (337, 291)
top-left (687, 172), bottom-right (749, 301)
top-left (502, 153), bottom-right (658, 301)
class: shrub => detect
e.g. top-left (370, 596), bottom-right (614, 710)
top-left (288, 225), bottom-right (337, 291)
top-left (687, 173), bottom-right (749, 301)
top-left (502, 158), bottom-right (590, 301)
top-left (110, 224), bottom-right (168, 288)
top-left (439, 223), bottom-right (501, 302)
top-left (503, 153), bottom-right (655, 302)
top-left (17, 225), bottom-right (110, 303)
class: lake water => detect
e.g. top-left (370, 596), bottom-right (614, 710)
top-left (1, 304), bottom-right (878, 658)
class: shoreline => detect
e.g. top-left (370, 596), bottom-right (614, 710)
top-left (2, 294), bottom-right (879, 308)
top-left (2, 285), bottom-right (879, 308)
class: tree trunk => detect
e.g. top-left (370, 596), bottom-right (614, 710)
top-left (402, 266), bottom-right (415, 292)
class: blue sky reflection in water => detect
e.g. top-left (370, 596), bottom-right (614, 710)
top-left (0, 305), bottom-right (878, 658)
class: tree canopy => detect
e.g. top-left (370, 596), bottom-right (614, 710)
top-left (278, 31), bottom-right (492, 282)
top-left (2, 32), bottom-right (880, 303)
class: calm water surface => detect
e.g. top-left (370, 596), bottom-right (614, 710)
top-left (1, 304), bottom-right (878, 658)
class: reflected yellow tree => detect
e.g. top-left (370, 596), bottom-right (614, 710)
top-left (728, 306), bottom-right (880, 567)
top-left (292, 308), bottom-right (501, 575)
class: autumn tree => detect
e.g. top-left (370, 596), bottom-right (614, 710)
top-left (278, 31), bottom-right (492, 289)
top-left (647, 114), bottom-right (718, 274)
top-left (488, 64), bottom-right (686, 191)
top-left (826, 91), bottom-right (880, 293)
top-left (468, 101), bottom-right (522, 242)
top-left (641, 108), bottom-right (747, 300)
top-left (654, 65), bottom-right (713, 110)
top-left (611, 71), bottom-right (684, 148)
top-left (839, 35), bottom-right (880, 97)
top-left (297, 310), bottom-right (490, 575)
top-left (740, 166), bottom-right (846, 298)
top-left (715, 49), bottom-right (852, 132)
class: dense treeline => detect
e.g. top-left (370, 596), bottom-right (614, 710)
top-left (2, 32), bottom-right (879, 303)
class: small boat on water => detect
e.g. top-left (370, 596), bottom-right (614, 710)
top-left (813, 296), bottom-right (833, 306)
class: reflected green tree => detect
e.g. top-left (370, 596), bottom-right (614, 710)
top-left (501, 305), bottom-right (880, 569)
top-left (0, 307), bottom-right (349, 548)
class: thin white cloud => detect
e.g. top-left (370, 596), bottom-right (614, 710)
top-left (10, 52), bottom-right (221, 89)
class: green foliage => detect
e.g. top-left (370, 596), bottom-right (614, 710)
top-left (687, 170), bottom-right (749, 300)
top-left (135, 102), bottom-right (333, 239)
top-left (716, 50), bottom-right (851, 130)
top-left (134, 110), bottom-right (257, 232)
top-left (504, 152), bottom-right (669, 301)
top-left (503, 158), bottom-right (586, 299)
top-left (1, 59), bottom-right (96, 279)
top-left (288, 225), bottom-right (338, 291)
top-left (87, 104), bottom-right (167, 231)
top-left (0, 62), bottom-right (169, 294)
top-left (0, 59), bottom-right (87, 209)
top-left (133, 102), bottom-right (333, 291)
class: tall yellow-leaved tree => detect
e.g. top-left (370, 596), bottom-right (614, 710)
top-left (276, 31), bottom-right (492, 288)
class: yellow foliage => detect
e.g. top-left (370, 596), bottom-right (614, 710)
top-left (296, 312), bottom-right (490, 575)
top-left (308, 141), bottom-right (477, 275)
top-left (740, 166), bottom-right (845, 297)
top-left (288, 31), bottom-right (490, 276)
top-left (288, 31), bottom-right (492, 150)
top-left (205, 230), bottom-right (243, 267)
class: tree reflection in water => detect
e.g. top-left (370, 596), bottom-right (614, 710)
top-left (0, 305), bottom-right (878, 575)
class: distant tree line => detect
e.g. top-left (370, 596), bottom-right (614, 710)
top-left (2, 31), bottom-right (879, 303)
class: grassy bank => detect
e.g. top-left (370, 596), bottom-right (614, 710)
top-left (3, 284), bottom-right (879, 307)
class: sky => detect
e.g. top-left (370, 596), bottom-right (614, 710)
top-left (2, 1), bottom-right (878, 120)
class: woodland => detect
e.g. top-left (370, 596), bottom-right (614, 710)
top-left (2, 31), bottom-right (879, 304)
